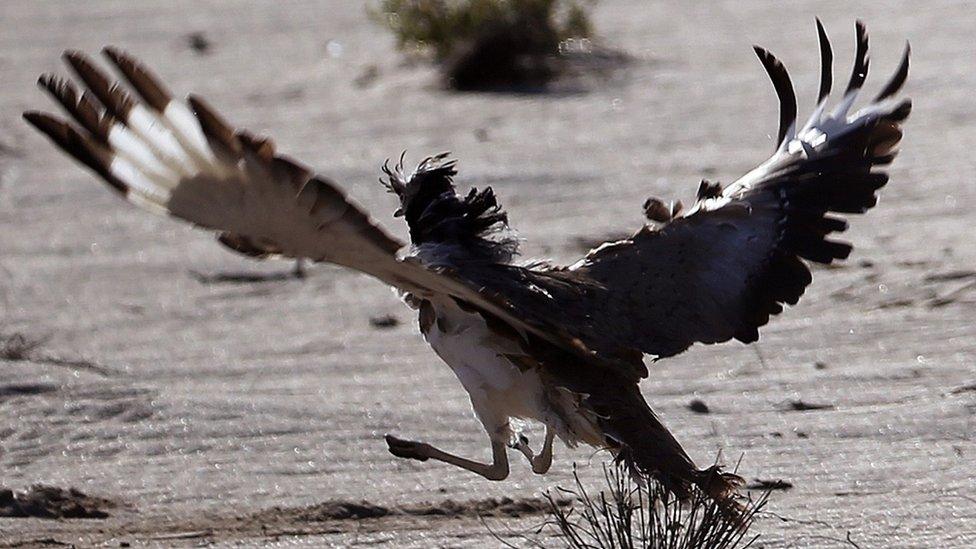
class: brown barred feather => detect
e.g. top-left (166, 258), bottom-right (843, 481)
top-left (22, 111), bottom-right (126, 195)
top-left (187, 94), bottom-right (242, 156)
top-left (102, 46), bottom-right (172, 112)
top-left (37, 75), bottom-right (113, 142)
top-left (63, 51), bottom-right (135, 119)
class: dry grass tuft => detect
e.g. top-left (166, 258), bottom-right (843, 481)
top-left (0, 331), bottom-right (113, 375)
top-left (0, 332), bottom-right (47, 361)
top-left (495, 463), bottom-right (768, 549)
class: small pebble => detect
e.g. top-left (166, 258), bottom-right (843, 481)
top-left (746, 479), bottom-right (793, 491)
top-left (687, 399), bottom-right (710, 414)
top-left (186, 32), bottom-right (211, 54)
top-left (369, 315), bottom-right (399, 328)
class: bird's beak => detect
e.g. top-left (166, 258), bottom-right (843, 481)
top-left (393, 207), bottom-right (404, 217)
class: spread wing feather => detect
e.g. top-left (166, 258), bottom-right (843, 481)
top-left (28, 49), bottom-right (404, 273)
top-left (24, 48), bottom-right (638, 377)
top-left (23, 26), bottom-right (910, 379)
top-left (567, 21), bottom-right (911, 359)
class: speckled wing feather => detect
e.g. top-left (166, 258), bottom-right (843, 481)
top-left (566, 21), bottom-right (911, 359)
top-left (23, 47), bottom-right (637, 377)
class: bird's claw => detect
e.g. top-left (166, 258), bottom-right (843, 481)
top-left (385, 434), bottom-right (430, 462)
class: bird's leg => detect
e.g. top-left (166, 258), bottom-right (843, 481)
top-left (292, 258), bottom-right (306, 279)
top-left (510, 434), bottom-right (534, 460)
top-left (385, 434), bottom-right (510, 481)
top-left (511, 427), bottom-right (555, 474)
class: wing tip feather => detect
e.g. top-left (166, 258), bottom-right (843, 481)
top-left (63, 49), bottom-right (135, 118)
top-left (37, 73), bottom-right (113, 142)
top-left (187, 94), bottom-right (242, 155)
top-left (815, 18), bottom-right (833, 101)
top-left (22, 111), bottom-right (128, 196)
top-left (102, 45), bottom-right (172, 112)
top-left (874, 42), bottom-right (911, 102)
top-left (753, 45), bottom-right (798, 148)
top-left (844, 21), bottom-right (870, 94)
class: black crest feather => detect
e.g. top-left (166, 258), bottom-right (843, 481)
top-left (382, 154), bottom-right (518, 262)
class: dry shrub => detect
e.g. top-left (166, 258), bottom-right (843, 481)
top-left (498, 463), bottom-right (769, 549)
top-left (0, 485), bottom-right (117, 519)
top-left (0, 332), bottom-right (47, 361)
top-left (372, 0), bottom-right (596, 90)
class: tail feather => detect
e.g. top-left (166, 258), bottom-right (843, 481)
top-left (594, 385), bottom-right (743, 504)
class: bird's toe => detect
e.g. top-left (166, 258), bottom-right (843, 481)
top-left (384, 434), bottom-right (430, 462)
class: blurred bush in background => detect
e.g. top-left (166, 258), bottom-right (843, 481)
top-left (371, 0), bottom-right (596, 90)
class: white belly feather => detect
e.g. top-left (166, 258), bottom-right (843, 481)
top-left (423, 298), bottom-right (546, 437)
top-left (415, 296), bottom-right (603, 448)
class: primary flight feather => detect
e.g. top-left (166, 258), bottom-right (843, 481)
top-left (24, 20), bottom-right (910, 505)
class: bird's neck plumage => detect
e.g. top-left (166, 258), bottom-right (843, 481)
top-left (383, 155), bottom-right (519, 264)
top-left (404, 187), bottom-right (518, 264)
top-left (381, 153), bottom-right (518, 264)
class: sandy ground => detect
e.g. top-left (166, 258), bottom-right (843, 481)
top-left (0, 1), bottom-right (974, 547)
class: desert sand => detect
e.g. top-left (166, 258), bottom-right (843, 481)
top-left (1, 1), bottom-right (974, 547)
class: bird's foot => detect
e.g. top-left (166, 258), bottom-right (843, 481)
top-left (531, 453), bottom-right (552, 475)
top-left (385, 434), bottom-right (430, 462)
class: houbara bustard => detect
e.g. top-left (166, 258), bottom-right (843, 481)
top-left (23, 21), bottom-right (909, 504)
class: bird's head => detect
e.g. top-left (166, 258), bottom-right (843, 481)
top-left (381, 152), bottom-right (458, 220)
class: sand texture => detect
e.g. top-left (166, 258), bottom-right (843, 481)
top-left (1, 1), bottom-right (974, 547)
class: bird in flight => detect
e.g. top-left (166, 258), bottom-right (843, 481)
top-left (23, 20), bottom-right (909, 504)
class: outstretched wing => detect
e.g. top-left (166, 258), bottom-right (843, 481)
top-left (24, 48), bottom-right (410, 280)
top-left (569, 21), bottom-right (911, 359)
top-left (24, 47), bottom-right (636, 376)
